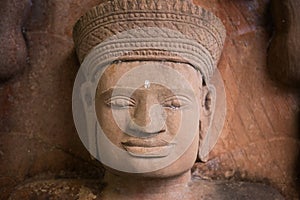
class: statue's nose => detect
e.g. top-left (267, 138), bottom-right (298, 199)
top-left (126, 103), bottom-right (166, 138)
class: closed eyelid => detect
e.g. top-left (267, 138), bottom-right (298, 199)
top-left (161, 95), bottom-right (193, 111)
top-left (162, 95), bottom-right (192, 103)
top-left (105, 96), bottom-right (136, 106)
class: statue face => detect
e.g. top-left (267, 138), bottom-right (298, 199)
top-left (95, 61), bottom-right (204, 177)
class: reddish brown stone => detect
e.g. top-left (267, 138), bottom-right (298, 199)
top-left (268, 0), bottom-right (300, 88)
top-left (0, 0), bottom-right (31, 81)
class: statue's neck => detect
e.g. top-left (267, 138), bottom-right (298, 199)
top-left (101, 170), bottom-right (193, 200)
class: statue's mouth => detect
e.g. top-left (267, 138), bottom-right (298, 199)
top-left (121, 139), bottom-right (175, 158)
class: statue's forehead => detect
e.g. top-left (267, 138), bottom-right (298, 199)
top-left (97, 61), bottom-right (202, 91)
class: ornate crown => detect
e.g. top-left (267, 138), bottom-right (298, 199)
top-left (73, 0), bottom-right (226, 82)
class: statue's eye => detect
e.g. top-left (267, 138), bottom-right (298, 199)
top-left (162, 96), bottom-right (191, 110)
top-left (105, 96), bottom-right (135, 109)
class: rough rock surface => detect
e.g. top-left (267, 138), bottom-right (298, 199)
top-left (0, 0), bottom-right (31, 81)
top-left (267, 0), bottom-right (300, 88)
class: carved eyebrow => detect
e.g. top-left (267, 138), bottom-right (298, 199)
top-left (164, 89), bottom-right (196, 97)
top-left (98, 87), bottom-right (136, 97)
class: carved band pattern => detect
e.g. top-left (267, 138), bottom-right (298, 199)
top-left (80, 34), bottom-right (213, 82)
top-left (73, 0), bottom-right (226, 82)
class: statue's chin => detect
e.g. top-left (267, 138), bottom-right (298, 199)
top-left (103, 164), bottom-right (192, 179)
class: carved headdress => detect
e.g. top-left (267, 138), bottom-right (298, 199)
top-left (73, 0), bottom-right (226, 82)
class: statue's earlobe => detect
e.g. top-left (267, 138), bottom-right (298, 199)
top-left (80, 81), bottom-right (94, 113)
top-left (202, 85), bottom-right (216, 116)
top-left (80, 81), bottom-right (97, 156)
top-left (198, 85), bottom-right (216, 162)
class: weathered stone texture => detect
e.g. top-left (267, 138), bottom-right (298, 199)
top-left (0, 0), bottom-right (298, 199)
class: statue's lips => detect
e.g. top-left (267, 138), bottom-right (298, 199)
top-left (121, 139), bottom-right (169, 147)
top-left (121, 139), bottom-right (175, 158)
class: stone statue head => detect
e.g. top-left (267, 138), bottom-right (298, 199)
top-left (72, 0), bottom-right (226, 178)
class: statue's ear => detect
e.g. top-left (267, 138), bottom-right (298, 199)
top-left (80, 81), bottom-right (94, 113)
top-left (198, 84), bottom-right (216, 162)
top-left (80, 81), bottom-right (97, 157)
